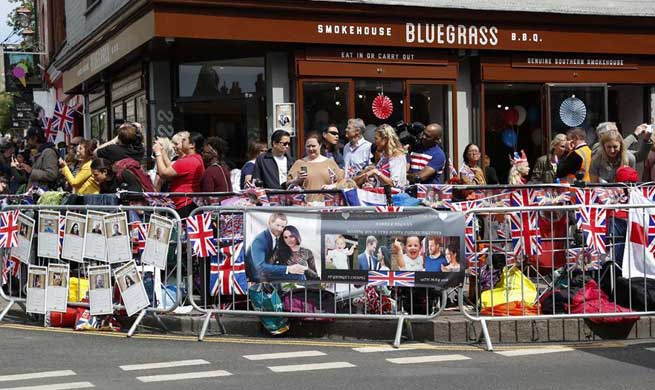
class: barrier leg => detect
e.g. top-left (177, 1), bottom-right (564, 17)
top-left (215, 314), bottom-right (227, 335)
top-left (151, 312), bottom-right (169, 333)
top-left (127, 310), bottom-right (147, 337)
top-left (393, 315), bottom-right (405, 348)
top-left (0, 300), bottom-right (16, 321)
top-left (198, 313), bottom-right (213, 341)
top-left (480, 319), bottom-right (494, 351)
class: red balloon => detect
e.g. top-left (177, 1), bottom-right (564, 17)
top-left (503, 108), bottom-right (519, 126)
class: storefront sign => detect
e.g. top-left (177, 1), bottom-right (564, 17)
top-left (63, 11), bottom-right (154, 92)
top-left (512, 55), bottom-right (638, 70)
top-left (274, 103), bottom-right (296, 137)
top-left (155, 11), bottom-right (655, 55)
top-left (305, 47), bottom-right (449, 65)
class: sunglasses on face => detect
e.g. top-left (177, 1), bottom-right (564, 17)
top-left (277, 141), bottom-right (290, 146)
top-left (327, 131), bottom-right (339, 136)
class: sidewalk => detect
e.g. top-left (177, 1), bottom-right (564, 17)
top-left (2, 302), bottom-right (652, 344)
top-left (146, 309), bottom-right (655, 344)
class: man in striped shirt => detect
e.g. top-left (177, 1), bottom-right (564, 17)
top-left (407, 123), bottom-right (446, 184)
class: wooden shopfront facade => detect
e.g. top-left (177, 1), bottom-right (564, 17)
top-left (58, 1), bottom-right (655, 172)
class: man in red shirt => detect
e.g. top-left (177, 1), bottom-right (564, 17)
top-left (153, 131), bottom-right (205, 218)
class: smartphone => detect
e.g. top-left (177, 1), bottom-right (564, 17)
top-left (58, 147), bottom-right (67, 159)
top-left (647, 124), bottom-right (654, 134)
top-left (300, 166), bottom-right (308, 175)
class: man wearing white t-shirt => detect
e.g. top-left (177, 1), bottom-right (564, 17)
top-left (253, 129), bottom-right (295, 189)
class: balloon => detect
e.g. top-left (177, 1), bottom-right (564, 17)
top-left (514, 105), bottom-right (527, 126)
top-left (527, 105), bottom-right (540, 126)
top-left (501, 128), bottom-right (517, 148)
top-left (503, 108), bottom-right (519, 126)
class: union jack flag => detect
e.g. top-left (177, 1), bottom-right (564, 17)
top-left (509, 189), bottom-right (542, 258)
top-left (144, 193), bottom-right (176, 208)
top-left (291, 192), bottom-right (305, 206)
top-left (573, 190), bottom-right (607, 254)
top-left (328, 167), bottom-right (337, 184)
top-left (377, 160), bottom-right (391, 178)
top-left (367, 271), bottom-right (415, 287)
top-left (129, 222), bottom-right (148, 255)
top-left (186, 213), bottom-right (217, 257)
top-left (415, 184), bottom-right (427, 200)
top-left (58, 216), bottom-right (65, 256)
top-left (1, 252), bottom-right (20, 285)
top-left (210, 242), bottom-right (247, 295)
top-left (566, 247), bottom-right (601, 271)
top-left (0, 210), bottom-right (20, 248)
top-left (646, 215), bottom-right (655, 256)
top-left (218, 213), bottom-right (244, 242)
top-left (43, 117), bottom-right (58, 143)
top-left (51, 102), bottom-right (75, 141)
top-left (641, 186), bottom-right (655, 202)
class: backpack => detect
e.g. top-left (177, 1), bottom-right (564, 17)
top-left (112, 158), bottom-right (155, 192)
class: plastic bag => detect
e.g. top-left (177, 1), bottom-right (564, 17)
top-left (480, 266), bottom-right (537, 308)
top-left (249, 283), bottom-right (289, 335)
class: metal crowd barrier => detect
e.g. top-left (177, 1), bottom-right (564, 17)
top-left (0, 204), bottom-right (183, 337)
top-left (461, 197), bottom-right (655, 351)
top-left (186, 205), bottom-right (455, 347)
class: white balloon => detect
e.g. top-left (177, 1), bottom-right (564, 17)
top-left (514, 105), bottom-right (527, 126)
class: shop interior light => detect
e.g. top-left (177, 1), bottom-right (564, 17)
top-left (400, 100), bottom-right (403, 104)
top-left (358, 94), bottom-right (363, 99)
top-left (497, 104), bottom-right (502, 109)
top-left (335, 101), bottom-right (341, 106)
top-left (335, 86), bottom-right (340, 91)
top-left (504, 106), bottom-right (509, 110)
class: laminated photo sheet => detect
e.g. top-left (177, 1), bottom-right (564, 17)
top-left (37, 210), bottom-right (60, 260)
top-left (104, 213), bottom-right (131, 264)
top-left (142, 214), bottom-right (173, 269)
top-left (114, 261), bottom-right (149, 317)
top-left (61, 212), bottom-right (86, 263)
top-left (46, 263), bottom-right (70, 313)
top-left (88, 264), bottom-right (113, 315)
top-left (12, 213), bottom-right (35, 264)
top-left (26, 265), bottom-right (47, 314)
top-left (84, 211), bottom-right (107, 262)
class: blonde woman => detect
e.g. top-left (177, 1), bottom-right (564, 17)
top-left (355, 124), bottom-right (407, 188)
top-left (589, 129), bottom-right (635, 183)
top-left (149, 136), bottom-right (176, 190)
top-left (530, 133), bottom-right (568, 183)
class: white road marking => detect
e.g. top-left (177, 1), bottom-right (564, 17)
top-left (243, 350), bottom-right (326, 360)
top-left (353, 346), bottom-right (418, 353)
top-left (386, 354), bottom-right (471, 364)
top-left (645, 347), bottom-right (655, 352)
top-left (0, 371), bottom-right (77, 383)
top-left (0, 382), bottom-right (95, 390)
top-left (268, 362), bottom-right (356, 373)
top-left (136, 370), bottom-right (232, 383)
top-left (495, 347), bottom-right (574, 357)
top-left (119, 359), bottom-right (210, 371)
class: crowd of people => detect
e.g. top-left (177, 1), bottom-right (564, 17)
top-left (1, 117), bottom-right (653, 218)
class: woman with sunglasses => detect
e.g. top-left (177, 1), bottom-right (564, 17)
top-left (321, 125), bottom-right (344, 168)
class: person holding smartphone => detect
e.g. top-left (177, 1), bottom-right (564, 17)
top-left (288, 133), bottom-right (345, 203)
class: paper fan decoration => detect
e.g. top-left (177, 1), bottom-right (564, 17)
top-left (559, 97), bottom-right (587, 127)
top-left (372, 95), bottom-right (393, 120)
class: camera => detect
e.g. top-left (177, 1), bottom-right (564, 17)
top-left (395, 120), bottom-right (425, 151)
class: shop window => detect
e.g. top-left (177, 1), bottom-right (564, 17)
top-left (90, 111), bottom-right (107, 142)
top-left (548, 85), bottom-right (606, 142)
top-left (355, 79), bottom-right (403, 127)
top-left (113, 104), bottom-right (124, 127)
top-left (125, 99), bottom-right (136, 123)
top-left (177, 57), bottom-right (266, 167)
top-left (136, 94), bottom-right (147, 125)
top-left (484, 84), bottom-right (542, 183)
top-left (409, 83), bottom-right (450, 154)
top-left (302, 81), bottom-right (349, 135)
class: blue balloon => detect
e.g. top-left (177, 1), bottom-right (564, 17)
top-left (527, 105), bottom-right (540, 126)
top-left (501, 128), bottom-right (517, 148)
